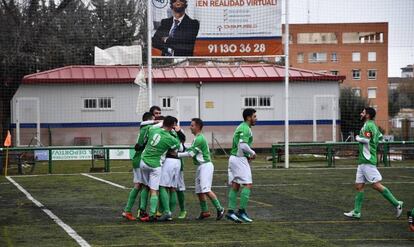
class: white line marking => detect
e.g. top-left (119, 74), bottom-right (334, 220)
top-left (6, 176), bottom-right (91, 247)
top-left (81, 173), bottom-right (128, 189)
top-left (9, 166), bottom-right (414, 178)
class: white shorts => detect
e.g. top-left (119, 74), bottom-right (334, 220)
top-left (139, 160), bottom-right (162, 190)
top-left (228, 155), bottom-right (252, 185)
top-left (133, 167), bottom-right (142, 184)
top-left (195, 163), bottom-right (214, 194)
top-left (355, 164), bottom-right (383, 184)
top-left (159, 158), bottom-right (181, 188)
top-left (177, 170), bottom-right (186, 191)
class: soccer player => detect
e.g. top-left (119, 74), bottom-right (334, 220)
top-left (226, 108), bottom-right (257, 223)
top-left (178, 118), bottom-right (225, 220)
top-left (122, 112), bottom-right (154, 221)
top-left (344, 107), bottom-right (403, 219)
top-left (139, 116), bottom-right (181, 222)
top-left (158, 125), bottom-right (186, 221)
top-left (150, 105), bottom-right (162, 118)
top-left (408, 208), bottom-right (414, 232)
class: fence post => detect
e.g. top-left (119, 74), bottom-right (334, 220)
top-left (382, 143), bottom-right (390, 167)
top-left (327, 145), bottom-right (333, 167)
top-left (105, 148), bottom-right (110, 172)
top-left (48, 149), bottom-right (52, 174)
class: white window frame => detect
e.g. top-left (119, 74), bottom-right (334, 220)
top-left (330, 70), bottom-right (339, 75)
top-left (368, 52), bottom-right (377, 62)
top-left (367, 88), bottom-right (377, 99)
top-left (160, 96), bottom-right (173, 110)
top-left (352, 52), bottom-right (361, 62)
top-left (368, 69), bottom-right (377, 80)
top-left (331, 52), bottom-right (338, 62)
top-left (242, 96), bottom-right (272, 109)
top-left (352, 69), bottom-right (361, 80)
top-left (82, 97), bottom-right (113, 111)
top-left (351, 87), bottom-right (361, 97)
top-left (297, 53), bottom-right (304, 63)
top-left (308, 52), bottom-right (327, 63)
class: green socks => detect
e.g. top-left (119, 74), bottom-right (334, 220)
top-left (240, 187), bottom-right (251, 210)
top-left (381, 187), bottom-right (399, 207)
top-left (139, 187), bottom-right (149, 211)
top-left (159, 187), bottom-right (171, 213)
top-left (124, 188), bottom-right (139, 212)
top-left (354, 191), bottom-right (364, 214)
top-left (211, 198), bottom-right (223, 210)
top-left (228, 188), bottom-right (238, 211)
top-left (177, 190), bottom-right (186, 211)
top-left (200, 200), bottom-right (208, 212)
top-left (149, 195), bottom-right (159, 217)
top-left (169, 190), bottom-right (177, 213)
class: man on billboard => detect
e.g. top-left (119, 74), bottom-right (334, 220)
top-left (152, 0), bottom-right (199, 56)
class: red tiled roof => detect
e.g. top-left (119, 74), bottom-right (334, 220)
top-left (22, 64), bottom-right (345, 84)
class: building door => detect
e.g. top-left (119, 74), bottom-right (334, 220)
top-left (15, 97), bottom-right (41, 146)
top-left (176, 97), bottom-right (198, 125)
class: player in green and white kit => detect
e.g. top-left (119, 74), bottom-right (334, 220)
top-left (122, 112), bottom-right (154, 221)
top-left (226, 108), bottom-right (257, 223)
top-left (178, 118), bottom-right (225, 220)
top-left (139, 116), bottom-right (181, 221)
top-left (344, 107), bottom-right (403, 219)
top-left (408, 208), bottom-right (414, 232)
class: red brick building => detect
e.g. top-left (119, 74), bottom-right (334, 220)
top-left (288, 22), bottom-right (389, 132)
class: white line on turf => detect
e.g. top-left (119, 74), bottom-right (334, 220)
top-left (81, 173), bottom-right (128, 189)
top-left (5, 176), bottom-right (91, 247)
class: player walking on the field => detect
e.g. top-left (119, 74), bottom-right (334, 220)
top-left (178, 118), bottom-right (225, 220)
top-left (408, 208), bottom-right (414, 232)
top-left (344, 107), bottom-right (403, 219)
top-left (122, 112), bottom-right (154, 221)
top-left (226, 108), bottom-right (257, 223)
top-left (139, 116), bottom-right (181, 221)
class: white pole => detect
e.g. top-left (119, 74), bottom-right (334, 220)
top-left (284, 0), bottom-right (289, 169)
top-left (16, 99), bottom-right (20, 146)
top-left (147, 0), bottom-right (153, 107)
top-left (313, 95), bottom-right (317, 142)
top-left (36, 98), bottom-right (40, 146)
top-left (332, 97), bottom-right (337, 142)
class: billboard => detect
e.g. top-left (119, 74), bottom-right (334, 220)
top-left (151, 0), bottom-right (282, 57)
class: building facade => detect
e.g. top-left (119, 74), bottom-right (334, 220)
top-left (288, 22), bottom-right (389, 131)
top-left (11, 65), bottom-right (343, 147)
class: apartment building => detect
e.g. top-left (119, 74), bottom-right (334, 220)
top-left (288, 23), bottom-right (389, 131)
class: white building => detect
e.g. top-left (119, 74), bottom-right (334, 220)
top-left (11, 64), bottom-right (344, 147)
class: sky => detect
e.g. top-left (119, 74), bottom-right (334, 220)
top-left (283, 0), bottom-right (414, 77)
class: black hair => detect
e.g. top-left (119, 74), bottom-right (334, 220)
top-left (149, 105), bottom-right (161, 115)
top-left (191, 118), bottom-right (204, 130)
top-left (163, 116), bottom-right (178, 128)
top-left (142, 112), bottom-right (153, 121)
top-left (364, 107), bottom-right (376, 119)
top-left (170, 0), bottom-right (187, 9)
top-left (243, 108), bottom-right (256, 121)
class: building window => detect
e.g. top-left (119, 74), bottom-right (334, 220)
top-left (308, 52), bottom-right (327, 63)
top-left (368, 52), bottom-right (377, 62)
top-left (84, 98), bottom-right (97, 109)
top-left (297, 33), bottom-right (338, 44)
top-left (243, 96), bottom-right (272, 108)
top-left (297, 53), bottom-right (304, 63)
top-left (368, 88), bottom-right (377, 99)
top-left (343, 32), bottom-right (384, 44)
top-left (331, 70), bottom-right (339, 75)
top-left (352, 88), bottom-right (361, 97)
top-left (352, 52), bottom-right (361, 62)
top-left (83, 98), bottom-right (112, 110)
top-left (331, 52), bottom-right (338, 62)
top-left (352, 69), bottom-right (361, 80)
top-left (99, 97), bottom-right (112, 109)
top-left (160, 97), bottom-right (172, 109)
top-left (368, 69), bottom-right (377, 80)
